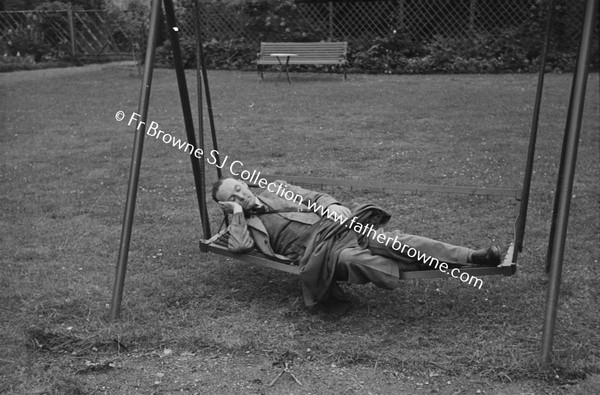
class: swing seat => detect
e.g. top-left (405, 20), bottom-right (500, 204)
top-left (199, 229), bottom-right (517, 279)
top-left (200, 229), bottom-right (301, 275)
top-left (200, 174), bottom-right (520, 281)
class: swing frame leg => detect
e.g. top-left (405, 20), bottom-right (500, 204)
top-left (110, 0), bottom-right (210, 320)
top-left (540, 0), bottom-right (597, 366)
top-left (110, 0), bottom-right (162, 321)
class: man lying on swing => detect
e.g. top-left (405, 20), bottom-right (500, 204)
top-left (212, 177), bottom-right (501, 306)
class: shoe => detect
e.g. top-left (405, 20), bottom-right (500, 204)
top-left (471, 246), bottom-right (501, 267)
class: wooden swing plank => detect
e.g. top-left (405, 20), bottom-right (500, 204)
top-left (399, 260), bottom-right (516, 279)
top-left (200, 241), bottom-right (301, 275)
top-left (199, 240), bottom-right (516, 279)
top-left (200, 177), bottom-right (519, 280)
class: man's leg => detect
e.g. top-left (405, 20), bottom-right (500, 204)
top-left (365, 229), bottom-right (472, 265)
top-left (335, 246), bottom-right (421, 289)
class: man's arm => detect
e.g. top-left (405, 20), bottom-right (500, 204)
top-left (219, 202), bottom-right (255, 253)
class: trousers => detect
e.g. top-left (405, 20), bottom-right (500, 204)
top-left (335, 228), bottom-right (472, 289)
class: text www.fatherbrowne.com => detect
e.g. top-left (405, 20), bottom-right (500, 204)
top-left (273, 186), bottom-right (484, 290)
top-left (117, 111), bottom-right (484, 289)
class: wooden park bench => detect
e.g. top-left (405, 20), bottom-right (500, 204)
top-left (256, 42), bottom-right (348, 82)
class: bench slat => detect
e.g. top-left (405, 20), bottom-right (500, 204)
top-left (258, 60), bottom-right (345, 65)
top-left (262, 46), bottom-right (346, 50)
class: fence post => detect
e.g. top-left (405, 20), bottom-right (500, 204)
top-left (328, 1), bottom-right (333, 41)
top-left (469, 0), bottom-right (477, 34)
top-left (396, 0), bottom-right (405, 31)
top-left (68, 9), bottom-right (76, 56)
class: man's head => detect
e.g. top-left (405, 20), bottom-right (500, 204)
top-left (212, 177), bottom-right (258, 211)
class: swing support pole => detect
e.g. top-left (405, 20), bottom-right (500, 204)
top-left (110, 0), bottom-right (208, 320)
top-left (192, 0), bottom-right (225, 231)
top-left (515, 0), bottom-right (556, 256)
top-left (540, 0), bottom-right (597, 365)
top-left (110, 0), bottom-right (162, 321)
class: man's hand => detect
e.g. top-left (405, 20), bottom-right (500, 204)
top-left (218, 201), bottom-right (243, 214)
top-left (327, 204), bottom-right (352, 219)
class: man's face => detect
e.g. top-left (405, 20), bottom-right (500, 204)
top-left (215, 178), bottom-right (258, 211)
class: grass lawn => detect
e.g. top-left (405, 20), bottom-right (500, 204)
top-left (0, 64), bottom-right (598, 394)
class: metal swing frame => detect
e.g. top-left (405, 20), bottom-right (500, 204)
top-left (109, 0), bottom-right (598, 366)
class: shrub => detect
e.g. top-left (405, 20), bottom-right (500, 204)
top-left (155, 37), bottom-right (196, 68)
top-left (0, 54), bottom-right (37, 71)
top-left (0, 54), bottom-right (75, 72)
top-left (104, 0), bottom-right (152, 56)
top-left (2, 2), bottom-right (81, 62)
top-left (240, 0), bottom-right (325, 42)
top-left (32, 2), bottom-right (81, 60)
top-left (202, 39), bottom-right (256, 70)
top-left (143, 0), bottom-right (589, 74)
top-left (155, 37), bottom-right (257, 71)
top-left (2, 24), bottom-right (52, 62)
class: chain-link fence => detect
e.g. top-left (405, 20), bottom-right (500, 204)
top-left (0, 1), bottom-right (595, 68)
top-left (174, 0), bottom-right (590, 50)
top-left (0, 9), bottom-right (137, 60)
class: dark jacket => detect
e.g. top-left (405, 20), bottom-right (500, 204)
top-left (227, 180), bottom-right (391, 305)
top-left (298, 203), bottom-right (391, 306)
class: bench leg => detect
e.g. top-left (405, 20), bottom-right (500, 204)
top-left (258, 65), bottom-right (264, 80)
top-left (284, 57), bottom-right (292, 84)
top-left (275, 56), bottom-right (292, 84)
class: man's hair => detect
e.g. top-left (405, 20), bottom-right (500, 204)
top-left (211, 177), bottom-right (237, 202)
top-left (211, 178), bottom-right (226, 202)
